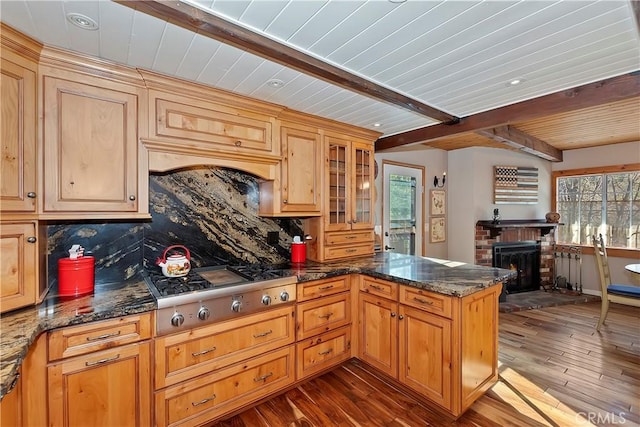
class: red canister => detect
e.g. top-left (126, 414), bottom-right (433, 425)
top-left (58, 256), bottom-right (95, 297)
top-left (291, 242), bottom-right (306, 264)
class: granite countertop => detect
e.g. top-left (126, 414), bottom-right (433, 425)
top-left (0, 252), bottom-right (514, 399)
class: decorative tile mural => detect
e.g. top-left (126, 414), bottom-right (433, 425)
top-left (48, 167), bottom-right (304, 285)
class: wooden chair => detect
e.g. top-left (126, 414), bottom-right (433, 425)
top-left (591, 234), bottom-right (640, 331)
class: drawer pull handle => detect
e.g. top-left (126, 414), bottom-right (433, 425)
top-left (192, 346), bottom-right (217, 357)
top-left (318, 285), bottom-right (334, 290)
top-left (85, 354), bottom-right (120, 366)
top-left (234, 140), bottom-right (242, 147)
top-left (345, 236), bottom-right (356, 240)
top-left (346, 249), bottom-right (357, 253)
top-left (253, 329), bottom-right (273, 338)
top-left (254, 372), bottom-right (273, 382)
top-left (86, 330), bottom-right (121, 341)
top-left (318, 348), bottom-right (334, 356)
top-left (413, 297), bottom-right (434, 305)
top-left (192, 394), bottom-right (216, 407)
top-left (370, 284), bottom-right (384, 291)
top-left (318, 312), bottom-right (333, 320)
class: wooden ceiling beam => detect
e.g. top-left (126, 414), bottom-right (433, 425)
top-left (476, 126), bottom-right (563, 162)
top-left (116, 0), bottom-right (457, 123)
top-left (376, 72), bottom-right (640, 152)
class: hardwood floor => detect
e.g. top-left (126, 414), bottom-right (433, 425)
top-left (210, 302), bottom-right (640, 427)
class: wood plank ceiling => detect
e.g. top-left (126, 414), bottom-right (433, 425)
top-left (1, 0), bottom-right (639, 161)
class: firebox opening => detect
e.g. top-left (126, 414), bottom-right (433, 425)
top-left (492, 241), bottom-right (541, 294)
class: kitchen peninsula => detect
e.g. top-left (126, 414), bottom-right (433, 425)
top-left (0, 253), bottom-right (513, 424)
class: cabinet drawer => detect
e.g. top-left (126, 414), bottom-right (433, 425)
top-left (400, 287), bottom-right (452, 319)
top-left (323, 243), bottom-right (374, 261)
top-left (155, 346), bottom-right (295, 427)
top-left (48, 313), bottom-right (152, 361)
top-left (325, 230), bottom-right (373, 245)
top-left (155, 305), bottom-right (295, 389)
top-left (360, 277), bottom-right (398, 300)
top-left (151, 91), bottom-right (274, 154)
top-left (296, 326), bottom-right (351, 380)
top-left (297, 292), bottom-right (351, 340)
top-left (297, 276), bottom-right (349, 302)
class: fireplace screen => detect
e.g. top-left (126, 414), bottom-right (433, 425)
top-left (492, 241), bottom-right (541, 293)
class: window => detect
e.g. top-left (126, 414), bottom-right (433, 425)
top-left (554, 166), bottom-right (640, 250)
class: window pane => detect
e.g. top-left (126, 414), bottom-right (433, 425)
top-left (556, 171), bottom-right (639, 249)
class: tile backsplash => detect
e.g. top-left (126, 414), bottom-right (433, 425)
top-left (47, 167), bottom-right (303, 285)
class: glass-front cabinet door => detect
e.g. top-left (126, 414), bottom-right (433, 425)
top-left (326, 137), bottom-right (351, 231)
top-left (352, 141), bottom-right (374, 230)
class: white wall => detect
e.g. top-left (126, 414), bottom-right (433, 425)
top-left (448, 147), bottom-right (552, 263)
top-left (374, 147), bottom-right (448, 259)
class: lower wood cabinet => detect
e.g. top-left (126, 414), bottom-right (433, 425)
top-left (154, 346), bottom-right (295, 427)
top-left (154, 305), bottom-right (295, 389)
top-left (47, 314), bottom-right (152, 427)
top-left (357, 275), bottom-right (500, 417)
top-left (296, 325), bottom-right (351, 380)
top-left (48, 342), bottom-right (151, 427)
top-left (398, 304), bottom-right (452, 409)
top-left (0, 372), bottom-right (21, 426)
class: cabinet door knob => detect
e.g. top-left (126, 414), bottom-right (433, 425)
top-left (398, 315), bottom-right (404, 320)
top-left (390, 312), bottom-right (396, 318)
top-left (283, 199), bottom-right (288, 204)
top-left (27, 192), bottom-right (36, 198)
top-left (27, 237), bottom-right (37, 243)
top-left (129, 195), bottom-right (136, 201)
top-left (234, 140), bottom-right (242, 147)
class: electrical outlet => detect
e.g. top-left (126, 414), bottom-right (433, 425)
top-left (267, 231), bottom-right (279, 245)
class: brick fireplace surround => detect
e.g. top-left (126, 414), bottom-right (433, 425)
top-left (475, 220), bottom-right (559, 290)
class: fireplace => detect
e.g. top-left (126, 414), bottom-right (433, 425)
top-left (492, 241), bottom-right (541, 293)
top-left (475, 219), bottom-right (559, 295)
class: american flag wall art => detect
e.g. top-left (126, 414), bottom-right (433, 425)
top-left (493, 166), bottom-right (538, 204)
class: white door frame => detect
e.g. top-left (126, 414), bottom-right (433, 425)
top-left (381, 160), bottom-right (426, 257)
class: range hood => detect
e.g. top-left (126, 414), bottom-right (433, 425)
top-left (142, 139), bottom-right (279, 180)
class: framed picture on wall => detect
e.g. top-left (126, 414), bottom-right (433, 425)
top-left (430, 190), bottom-right (446, 216)
top-left (430, 217), bottom-right (446, 243)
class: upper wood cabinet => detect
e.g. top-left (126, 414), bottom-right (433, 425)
top-left (41, 69), bottom-right (147, 216)
top-left (149, 89), bottom-right (276, 155)
top-left (0, 221), bottom-right (47, 314)
top-left (305, 130), bottom-right (379, 262)
top-left (260, 121), bottom-right (322, 216)
top-left (0, 25), bottom-right (40, 214)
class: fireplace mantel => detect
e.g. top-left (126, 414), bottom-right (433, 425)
top-left (476, 219), bottom-right (560, 238)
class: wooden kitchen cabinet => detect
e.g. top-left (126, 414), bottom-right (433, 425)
top-left (398, 304), bottom-right (452, 409)
top-left (0, 221), bottom-right (47, 313)
top-left (0, 25), bottom-right (39, 214)
top-left (47, 314), bottom-right (152, 427)
top-left (296, 291), bottom-right (351, 341)
top-left (154, 305), bottom-right (295, 389)
top-left (155, 346), bottom-right (295, 427)
top-left (40, 65), bottom-right (148, 218)
top-left (260, 121), bottom-right (322, 216)
top-left (0, 372), bottom-right (21, 426)
top-left (296, 325), bottom-right (351, 380)
top-left (305, 132), bottom-right (378, 262)
top-left (357, 276), bottom-right (501, 417)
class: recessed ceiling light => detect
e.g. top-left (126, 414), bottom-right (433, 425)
top-left (373, 123), bottom-right (382, 127)
top-left (388, 0), bottom-right (407, 3)
top-left (266, 79), bottom-right (285, 88)
top-left (66, 13), bottom-right (99, 30)
top-left (507, 78), bottom-right (525, 87)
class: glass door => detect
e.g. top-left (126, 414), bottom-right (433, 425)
top-left (352, 141), bottom-right (374, 229)
top-left (382, 162), bottom-right (424, 256)
top-left (326, 137), bottom-right (350, 231)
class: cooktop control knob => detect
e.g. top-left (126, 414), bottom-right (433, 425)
top-left (279, 290), bottom-right (289, 302)
top-left (197, 307), bottom-right (210, 321)
top-left (261, 295), bottom-right (272, 306)
top-left (231, 300), bottom-right (242, 312)
top-left (171, 312), bottom-right (185, 327)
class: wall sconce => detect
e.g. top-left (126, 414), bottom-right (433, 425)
top-left (433, 172), bottom-right (446, 188)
